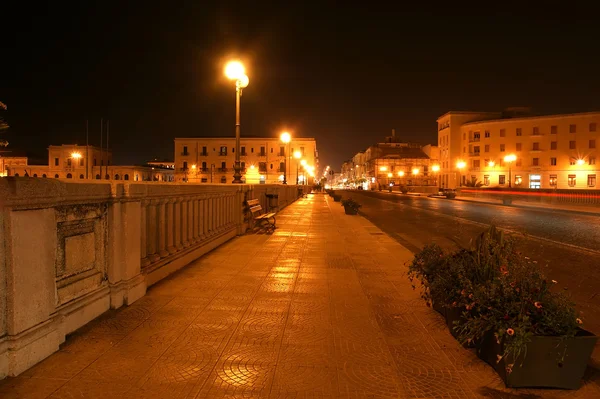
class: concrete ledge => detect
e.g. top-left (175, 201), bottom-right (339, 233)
top-left (144, 227), bottom-right (238, 287)
top-left (109, 274), bottom-right (147, 309)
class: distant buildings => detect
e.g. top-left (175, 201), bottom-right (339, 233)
top-left (174, 137), bottom-right (318, 184)
top-left (438, 110), bottom-right (600, 189)
top-left (5, 144), bottom-right (174, 182)
top-left (0, 153), bottom-right (27, 177)
top-left (340, 130), bottom-right (440, 190)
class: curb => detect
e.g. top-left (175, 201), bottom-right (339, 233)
top-left (452, 197), bottom-right (600, 217)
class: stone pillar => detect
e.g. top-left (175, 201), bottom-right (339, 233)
top-left (182, 198), bottom-right (190, 247)
top-left (157, 199), bottom-right (169, 258)
top-left (174, 199), bottom-right (183, 251)
top-left (193, 197), bottom-right (200, 242)
top-left (208, 196), bottom-right (214, 235)
top-left (141, 200), bottom-right (150, 267)
top-left (200, 196), bottom-right (207, 240)
top-left (166, 199), bottom-right (176, 254)
top-left (147, 200), bottom-right (160, 262)
top-left (188, 197), bottom-right (194, 244)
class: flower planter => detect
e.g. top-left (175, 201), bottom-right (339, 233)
top-left (333, 195), bottom-right (342, 202)
top-left (343, 206), bottom-right (358, 215)
top-left (477, 329), bottom-right (597, 389)
top-left (445, 306), bottom-right (476, 348)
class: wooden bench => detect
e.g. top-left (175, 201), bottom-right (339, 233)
top-left (247, 199), bottom-right (276, 232)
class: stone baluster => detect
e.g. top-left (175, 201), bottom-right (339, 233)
top-left (157, 199), bottom-right (169, 258)
top-left (147, 199), bottom-right (160, 262)
top-left (182, 198), bottom-right (190, 247)
top-left (188, 196), bottom-right (194, 244)
top-left (193, 196), bottom-right (200, 243)
top-left (200, 196), bottom-right (207, 240)
top-left (166, 199), bottom-right (176, 254)
top-left (174, 199), bottom-right (183, 251)
top-left (141, 199), bottom-right (150, 267)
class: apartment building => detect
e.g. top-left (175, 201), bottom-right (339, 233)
top-left (438, 111), bottom-right (600, 189)
top-left (174, 137), bottom-right (318, 184)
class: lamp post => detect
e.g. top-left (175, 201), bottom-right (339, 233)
top-left (225, 61), bottom-right (249, 184)
top-left (280, 132), bottom-right (291, 184)
top-left (456, 161), bottom-right (466, 187)
top-left (504, 154), bottom-right (516, 188)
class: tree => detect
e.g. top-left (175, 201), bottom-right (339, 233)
top-left (0, 101), bottom-right (8, 147)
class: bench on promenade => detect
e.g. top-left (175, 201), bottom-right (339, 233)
top-left (247, 199), bottom-right (276, 232)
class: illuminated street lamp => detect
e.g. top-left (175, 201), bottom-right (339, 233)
top-left (397, 171), bottom-right (405, 177)
top-left (577, 158), bottom-right (585, 166)
top-left (280, 132), bottom-right (291, 184)
top-left (456, 160), bottom-right (466, 187)
top-left (488, 161), bottom-right (495, 167)
top-left (503, 154), bottom-right (517, 188)
top-left (225, 61), bottom-right (249, 183)
top-left (300, 159), bottom-right (308, 185)
top-left (431, 164), bottom-right (440, 187)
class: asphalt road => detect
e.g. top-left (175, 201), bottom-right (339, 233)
top-left (338, 190), bottom-right (600, 340)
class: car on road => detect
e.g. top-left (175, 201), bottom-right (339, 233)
top-left (438, 188), bottom-right (457, 199)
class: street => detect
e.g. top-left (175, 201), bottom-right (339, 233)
top-left (342, 190), bottom-right (600, 341)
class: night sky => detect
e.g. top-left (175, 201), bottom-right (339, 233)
top-left (2, 3), bottom-right (600, 170)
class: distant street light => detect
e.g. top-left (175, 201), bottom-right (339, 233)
top-left (224, 61), bottom-right (249, 183)
top-left (280, 132), bottom-right (291, 184)
top-left (456, 161), bottom-right (466, 187)
top-left (503, 154), bottom-right (517, 188)
top-left (431, 164), bottom-right (439, 187)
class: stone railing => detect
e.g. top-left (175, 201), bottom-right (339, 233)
top-left (0, 179), bottom-right (308, 377)
top-left (458, 187), bottom-right (600, 207)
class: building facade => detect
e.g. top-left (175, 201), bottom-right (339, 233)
top-left (6, 144), bottom-right (174, 182)
top-left (174, 137), bottom-right (318, 184)
top-left (0, 155), bottom-right (27, 177)
top-left (438, 111), bottom-right (600, 189)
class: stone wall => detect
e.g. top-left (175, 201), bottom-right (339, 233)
top-left (0, 178), bottom-right (307, 377)
top-left (458, 187), bottom-right (600, 207)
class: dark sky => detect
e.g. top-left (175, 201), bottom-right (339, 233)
top-left (2, 3), bottom-right (600, 170)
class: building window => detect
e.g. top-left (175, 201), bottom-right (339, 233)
top-left (270, 163), bottom-right (273, 170)
top-left (54, 157), bottom-right (59, 166)
top-left (550, 157), bottom-right (557, 166)
top-left (67, 158), bottom-right (72, 166)
top-left (251, 147), bottom-right (254, 153)
top-left (588, 174), bottom-right (597, 187)
top-left (484, 130), bottom-right (490, 138)
top-left (93, 158), bottom-right (97, 166)
top-left (569, 124), bottom-right (576, 133)
top-left (95, 174), bottom-right (100, 179)
top-left (79, 158), bottom-right (84, 166)
top-left (124, 174), bottom-right (129, 180)
top-left (270, 147), bottom-right (273, 153)
top-left (78, 174), bottom-right (83, 179)
top-left (590, 139), bottom-right (596, 149)
top-left (221, 161), bottom-right (226, 170)
top-left (532, 158), bottom-right (539, 166)
top-left (474, 132), bottom-right (480, 140)
top-left (532, 126), bottom-right (539, 135)
top-left (499, 175), bottom-right (506, 185)
top-left (569, 141), bottom-right (576, 149)
top-left (516, 143), bottom-right (522, 151)
top-left (551, 125), bottom-right (558, 134)
top-left (182, 146), bottom-right (188, 155)
top-left (260, 146), bottom-right (266, 156)
top-left (201, 161), bottom-right (207, 170)
top-left (549, 175), bottom-right (557, 187)
top-left (590, 157), bottom-right (596, 165)
top-left (183, 161), bottom-right (188, 170)
top-left (219, 146), bottom-right (227, 155)
top-left (66, 173), bottom-right (72, 178)
top-left (55, 174), bottom-right (60, 178)
top-left (591, 123), bottom-right (597, 132)
top-left (483, 175), bottom-right (490, 186)
top-left (515, 175), bottom-right (522, 185)
top-left (220, 176), bottom-right (226, 183)
top-left (484, 144), bottom-right (490, 152)
top-left (232, 148), bottom-right (235, 153)
top-left (532, 142), bottom-right (540, 151)
top-left (280, 162), bottom-right (285, 172)
top-left (241, 146), bottom-right (246, 155)
top-left (114, 174), bottom-right (120, 180)
top-left (500, 144), bottom-right (505, 152)
top-left (516, 159), bottom-right (522, 167)
top-left (568, 174), bottom-right (576, 187)
top-left (259, 162), bottom-right (267, 172)
top-left (570, 159), bottom-right (576, 165)
top-left (241, 162), bottom-right (246, 171)
top-left (201, 178), bottom-right (207, 183)
top-left (473, 160), bottom-right (480, 168)
top-left (550, 141), bottom-right (557, 150)
top-left (516, 128), bottom-right (522, 136)
top-left (280, 146), bottom-right (285, 156)
top-left (499, 129), bottom-right (506, 137)
top-left (473, 146), bottom-right (480, 154)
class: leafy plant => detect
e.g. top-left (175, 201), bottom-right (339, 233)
top-left (465, 177), bottom-right (484, 187)
top-left (341, 197), bottom-right (361, 212)
top-left (0, 101), bottom-right (8, 147)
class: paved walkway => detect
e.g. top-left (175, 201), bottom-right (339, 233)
top-left (1, 194), bottom-right (599, 398)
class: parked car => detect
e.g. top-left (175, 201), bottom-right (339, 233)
top-left (438, 188), bottom-right (457, 199)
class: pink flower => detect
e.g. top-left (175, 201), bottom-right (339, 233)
top-left (506, 328), bottom-right (515, 336)
top-left (552, 279), bottom-right (558, 284)
top-left (576, 318), bottom-right (583, 325)
top-left (534, 302), bottom-right (542, 309)
top-left (468, 293), bottom-right (473, 299)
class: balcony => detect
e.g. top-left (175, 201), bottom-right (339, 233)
top-left (200, 168), bottom-right (209, 173)
top-left (180, 152), bottom-right (189, 156)
top-left (469, 137), bottom-right (481, 143)
top-left (240, 152), bottom-right (247, 157)
top-left (258, 152), bottom-right (266, 157)
top-left (179, 167), bottom-right (188, 172)
top-left (468, 152), bottom-right (481, 157)
top-left (199, 152), bottom-right (208, 157)
top-left (219, 152), bottom-right (228, 156)
top-left (218, 168), bottom-right (229, 173)
top-left (277, 168), bottom-right (286, 173)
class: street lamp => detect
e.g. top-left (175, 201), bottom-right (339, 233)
top-left (503, 154), bottom-right (516, 188)
top-left (431, 164), bottom-right (440, 187)
top-left (280, 132), bottom-right (291, 184)
top-left (294, 151), bottom-right (302, 184)
top-left (456, 161), bottom-right (466, 187)
top-left (225, 61), bottom-right (249, 184)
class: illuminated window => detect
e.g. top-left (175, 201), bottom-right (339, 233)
top-left (499, 175), bottom-right (506, 185)
top-left (568, 174), bottom-right (576, 187)
top-left (588, 175), bottom-right (597, 187)
top-left (550, 125), bottom-right (558, 134)
top-left (550, 141), bottom-right (557, 150)
top-left (550, 157), bottom-right (557, 166)
top-left (516, 143), bottom-right (522, 151)
top-left (515, 175), bottom-right (522, 185)
top-left (569, 124), bottom-right (576, 133)
top-left (516, 128), bottom-right (522, 136)
top-left (500, 129), bottom-right (506, 137)
top-left (483, 175), bottom-right (490, 186)
top-left (591, 123), bottom-right (597, 132)
top-left (569, 141), bottom-right (576, 149)
top-left (201, 178), bottom-right (208, 183)
top-left (484, 130), bottom-right (490, 138)
top-left (549, 175), bottom-right (557, 187)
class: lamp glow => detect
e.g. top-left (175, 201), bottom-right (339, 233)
top-left (225, 61), bottom-right (245, 80)
top-left (294, 151), bottom-right (302, 159)
top-left (431, 165), bottom-right (440, 172)
top-left (488, 161), bottom-right (495, 167)
top-left (577, 158), bottom-right (585, 166)
top-left (456, 161), bottom-right (466, 169)
top-left (379, 166), bottom-right (387, 171)
top-left (280, 132), bottom-right (291, 143)
top-left (412, 168), bottom-right (419, 175)
top-left (398, 171), bottom-right (405, 177)
top-left (71, 152), bottom-right (82, 159)
top-left (387, 173), bottom-right (393, 178)
top-left (301, 159), bottom-right (307, 167)
top-left (504, 154), bottom-right (517, 163)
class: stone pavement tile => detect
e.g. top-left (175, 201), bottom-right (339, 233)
top-left (270, 364), bottom-right (338, 398)
top-left (48, 379), bottom-right (133, 399)
top-left (336, 364), bottom-right (401, 399)
top-left (278, 340), bottom-right (336, 367)
top-left (0, 377), bottom-right (66, 399)
top-left (334, 338), bottom-right (394, 368)
top-left (194, 362), bottom-right (274, 398)
top-left (282, 314), bottom-right (334, 345)
top-left (74, 350), bottom-right (158, 384)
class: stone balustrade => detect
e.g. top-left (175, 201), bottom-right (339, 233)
top-left (0, 178), bottom-right (307, 377)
